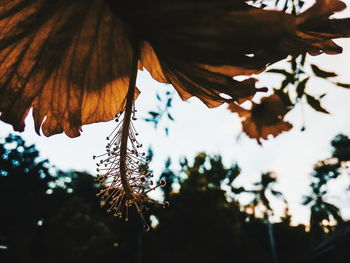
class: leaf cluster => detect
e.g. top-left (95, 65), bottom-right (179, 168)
top-left (144, 90), bottom-right (175, 135)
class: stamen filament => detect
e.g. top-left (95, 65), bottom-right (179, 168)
top-left (93, 47), bottom-right (169, 230)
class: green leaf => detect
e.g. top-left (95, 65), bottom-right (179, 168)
top-left (167, 113), bottom-right (174, 121)
top-left (149, 111), bottom-right (159, 118)
top-left (296, 77), bottom-right (309, 98)
top-left (311, 64), bottom-right (337, 78)
top-left (306, 94), bottom-right (329, 114)
top-left (166, 98), bottom-right (172, 107)
top-left (271, 189), bottom-right (283, 197)
top-left (303, 196), bottom-right (313, 205)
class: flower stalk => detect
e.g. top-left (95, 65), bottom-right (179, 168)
top-left (93, 48), bottom-right (168, 230)
top-left (120, 47), bottom-right (140, 198)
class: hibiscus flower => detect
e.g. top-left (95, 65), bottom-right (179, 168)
top-left (1, 0), bottom-right (350, 228)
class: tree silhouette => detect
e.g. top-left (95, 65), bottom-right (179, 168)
top-left (0, 135), bottom-right (131, 263)
top-left (0, 134), bottom-right (52, 262)
top-left (303, 134), bottom-right (350, 237)
top-left (241, 172), bottom-right (286, 221)
top-left (303, 160), bottom-right (343, 236)
top-left (1, 134), bottom-right (349, 263)
top-left (149, 152), bottom-right (269, 263)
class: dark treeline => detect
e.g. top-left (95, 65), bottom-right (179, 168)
top-left (0, 134), bottom-right (349, 263)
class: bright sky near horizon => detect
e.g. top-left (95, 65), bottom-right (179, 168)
top-left (1, 1), bottom-right (350, 225)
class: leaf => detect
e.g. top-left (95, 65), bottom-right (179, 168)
top-left (274, 89), bottom-right (294, 108)
top-left (306, 94), bottom-right (329, 114)
top-left (266, 69), bottom-right (292, 76)
top-left (319, 93), bottom-right (327, 99)
top-left (232, 187), bottom-right (246, 194)
top-left (167, 113), bottom-right (175, 121)
top-left (156, 93), bottom-right (162, 101)
top-left (303, 196), bottom-right (313, 205)
top-left (270, 189), bottom-right (283, 197)
top-left (231, 95), bottom-right (293, 144)
top-left (336, 82), bottom-right (350, 88)
top-left (311, 64), bottom-right (337, 78)
top-left (300, 53), bottom-right (307, 66)
top-left (149, 111), bottom-right (159, 118)
top-left (166, 98), bottom-right (172, 107)
top-left (291, 58), bottom-right (297, 72)
top-left (296, 77), bottom-right (309, 98)
top-left (281, 78), bottom-right (291, 90)
top-left (273, 72), bottom-right (296, 90)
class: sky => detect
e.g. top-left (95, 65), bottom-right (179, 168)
top-left (1, 0), bottom-right (350, 225)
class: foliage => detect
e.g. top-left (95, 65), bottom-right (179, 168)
top-left (144, 90), bottom-right (175, 135)
top-left (0, 134), bottom-right (52, 262)
top-left (303, 134), bottom-right (350, 237)
top-left (1, 134), bottom-right (349, 263)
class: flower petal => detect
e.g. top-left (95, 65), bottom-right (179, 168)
top-left (139, 41), bottom-right (167, 83)
top-left (159, 58), bottom-right (262, 107)
top-left (0, 0), bottom-right (135, 137)
top-left (128, 0), bottom-right (350, 108)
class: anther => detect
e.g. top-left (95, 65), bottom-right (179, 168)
top-left (159, 179), bottom-right (166, 187)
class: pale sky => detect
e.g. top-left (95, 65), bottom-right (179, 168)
top-left (1, 1), bottom-right (350, 224)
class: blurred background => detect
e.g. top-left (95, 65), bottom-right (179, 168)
top-left (0, 133), bottom-right (349, 263)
